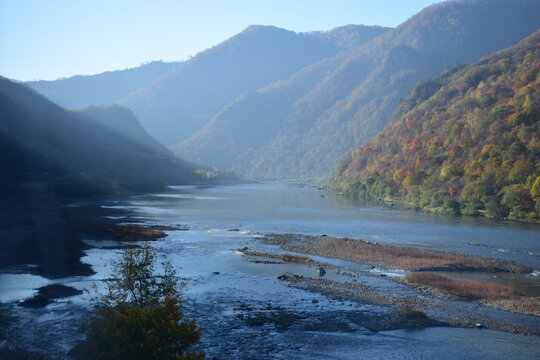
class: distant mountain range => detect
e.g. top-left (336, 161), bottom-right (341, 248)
top-left (21, 0), bottom-right (540, 185)
top-left (119, 24), bottom-right (390, 144)
top-left (26, 61), bottom-right (180, 109)
top-left (25, 25), bottom-right (389, 146)
top-left (0, 77), bottom-right (203, 199)
top-left (176, 0), bottom-right (540, 180)
top-left (330, 29), bottom-right (540, 221)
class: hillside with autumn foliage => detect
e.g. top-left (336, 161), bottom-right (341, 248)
top-left (330, 29), bottom-right (540, 221)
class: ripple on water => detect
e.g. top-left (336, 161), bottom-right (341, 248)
top-left (0, 273), bottom-right (50, 303)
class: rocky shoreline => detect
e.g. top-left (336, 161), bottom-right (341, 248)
top-left (237, 233), bottom-right (540, 335)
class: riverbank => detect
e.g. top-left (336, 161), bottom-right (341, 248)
top-left (238, 233), bottom-right (540, 335)
top-left (0, 199), bottom-right (193, 358)
top-left (0, 200), bottom-right (176, 279)
top-left (2, 183), bottom-right (539, 359)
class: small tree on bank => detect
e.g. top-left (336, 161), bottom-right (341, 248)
top-left (74, 244), bottom-right (204, 360)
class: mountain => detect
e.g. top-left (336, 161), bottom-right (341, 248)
top-left (311, 24), bottom-right (394, 49)
top-left (329, 29), bottom-right (540, 221)
top-left (26, 61), bottom-right (180, 109)
top-left (120, 25), bottom-right (389, 144)
top-left (176, 0), bottom-right (540, 180)
top-left (75, 104), bottom-right (172, 156)
top-left (0, 77), bottom-right (201, 199)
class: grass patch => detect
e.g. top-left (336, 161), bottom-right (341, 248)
top-left (263, 234), bottom-right (527, 272)
top-left (405, 272), bottom-right (517, 299)
top-left (322, 237), bottom-right (498, 271)
top-left (483, 297), bottom-right (540, 316)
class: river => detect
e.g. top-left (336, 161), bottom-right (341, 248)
top-left (1, 182), bottom-right (539, 359)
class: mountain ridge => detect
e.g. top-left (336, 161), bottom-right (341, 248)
top-left (26, 61), bottom-right (180, 109)
top-left (177, 0), bottom-right (540, 181)
top-left (119, 24), bottom-right (389, 144)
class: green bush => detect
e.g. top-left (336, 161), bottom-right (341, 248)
top-left (74, 245), bottom-right (203, 360)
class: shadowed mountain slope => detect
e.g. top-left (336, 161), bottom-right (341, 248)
top-left (0, 77), bottom-right (200, 198)
top-left (76, 104), bottom-right (173, 156)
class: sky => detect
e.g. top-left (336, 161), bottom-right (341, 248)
top-left (0, 0), bottom-right (444, 81)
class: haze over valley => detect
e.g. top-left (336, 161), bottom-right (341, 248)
top-left (23, 0), bottom-right (540, 183)
top-left (1, 1), bottom-right (540, 359)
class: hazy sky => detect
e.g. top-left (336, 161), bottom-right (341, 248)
top-left (1, 0), bottom-right (443, 81)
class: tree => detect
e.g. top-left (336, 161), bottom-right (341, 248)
top-left (74, 245), bottom-right (203, 360)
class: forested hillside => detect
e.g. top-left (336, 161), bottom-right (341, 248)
top-left (0, 78), bottom-right (201, 198)
top-left (177, 0), bottom-right (540, 180)
top-left (120, 25), bottom-right (388, 144)
top-left (330, 29), bottom-right (540, 221)
top-left (26, 61), bottom-right (179, 109)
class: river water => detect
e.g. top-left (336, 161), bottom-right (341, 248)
top-left (1, 183), bottom-right (540, 359)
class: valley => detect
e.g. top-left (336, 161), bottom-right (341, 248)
top-left (1, 1), bottom-right (539, 358)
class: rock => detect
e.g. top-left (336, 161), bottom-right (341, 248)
top-left (213, 271), bottom-right (220, 275)
top-left (277, 274), bottom-right (289, 281)
top-left (37, 284), bottom-right (82, 299)
top-left (317, 267), bottom-right (326, 277)
top-left (19, 284), bottom-right (82, 308)
top-left (19, 294), bottom-right (51, 308)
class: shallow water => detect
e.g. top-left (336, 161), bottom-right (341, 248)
top-left (2, 182), bottom-right (540, 359)
top-left (126, 183), bottom-right (540, 267)
top-left (110, 183), bottom-right (540, 359)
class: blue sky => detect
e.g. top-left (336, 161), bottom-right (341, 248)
top-left (0, 0), bottom-right (443, 81)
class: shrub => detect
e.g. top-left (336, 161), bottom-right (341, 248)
top-left (397, 308), bottom-right (427, 322)
top-left (74, 245), bottom-right (203, 360)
